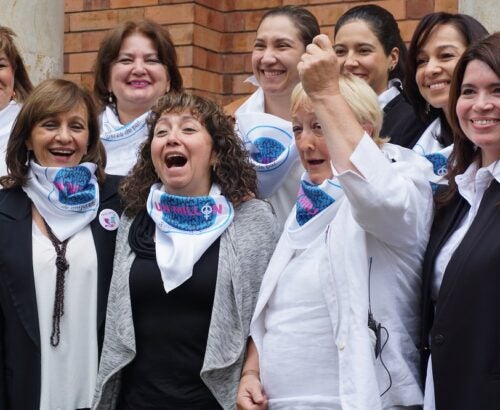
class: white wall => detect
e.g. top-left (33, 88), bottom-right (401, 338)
top-left (460, 0), bottom-right (500, 32)
top-left (3, 0), bottom-right (64, 86)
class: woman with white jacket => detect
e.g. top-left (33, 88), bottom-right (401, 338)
top-left (237, 35), bottom-right (434, 410)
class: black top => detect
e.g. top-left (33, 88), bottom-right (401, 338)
top-left (421, 181), bottom-right (500, 410)
top-left (381, 92), bottom-right (427, 149)
top-left (118, 210), bottom-right (222, 410)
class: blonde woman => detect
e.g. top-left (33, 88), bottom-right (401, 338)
top-left (237, 35), bottom-right (434, 410)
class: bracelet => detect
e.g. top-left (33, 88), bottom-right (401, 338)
top-left (240, 369), bottom-right (260, 379)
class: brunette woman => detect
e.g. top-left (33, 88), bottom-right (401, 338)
top-left (405, 12), bottom-right (487, 182)
top-left (0, 79), bottom-right (121, 409)
top-left (225, 6), bottom-right (320, 226)
top-left (333, 4), bottom-right (426, 148)
top-left (93, 92), bottom-right (278, 409)
top-left (94, 19), bottom-right (183, 175)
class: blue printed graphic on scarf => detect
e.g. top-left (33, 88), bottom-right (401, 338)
top-left (296, 180), bottom-right (335, 226)
top-left (157, 193), bottom-right (218, 232)
top-left (425, 152), bottom-right (448, 176)
top-left (53, 166), bottom-right (96, 205)
top-left (251, 137), bottom-right (286, 165)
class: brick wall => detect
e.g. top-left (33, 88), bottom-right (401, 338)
top-left (64, 0), bottom-right (458, 105)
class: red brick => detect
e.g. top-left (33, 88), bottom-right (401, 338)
top-left (169, 24), bottom-right (194, 46)
top-left (195, 5), bottom-right (225, 32)
top-left (227, 31), bottom-right (255, 53)
top-left (193, 0), bottom-right (228, 12)
top-left (117, 7), bottom-right (145, 22)
top-left (230, 0), bottom-right (281, 11)
top-left (83, 0), bottom-right (110, 10)
top-left (65, 33), bottom-right (82, 53)
top-left (180, 67), bottom-right (192, 88)
top-left (66, 51), bottom-right (97, 73)
top-left (69, 10), bottom-right (119, 31)
top-left (191, 68), bottom-right (223, 93)
top-left (223, 53), bottom-right (248, 74)
top-left (65, 0), bottom-right (85, 13)
top-left (176, 45), bottom-right (193, 67)
top-left (435, 0), bottom-right (458, 13)
top-left (65, 14), bottom-right (70, 32)
top-left (193, 25), bottom-right (224, 51)
top-left (144, 4), bottom-right (195, 24)
top-left (407, 0), bottom-right (434, 18)
top-left (81, 30), bottom-right (108, 51)
top-left (110, 0), bottom-right (157, 8)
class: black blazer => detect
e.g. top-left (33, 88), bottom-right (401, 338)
top-left (0, 175), bottom-right (122, 410)
top-left (421, 180), bottom-right (500, 410)
top-left (381, 92), bottom-right (427, 149)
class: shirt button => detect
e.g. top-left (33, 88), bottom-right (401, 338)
top-left (338, 341), bottom-right (345, 350)
top-left (433, 334), bottom-right (445, 346)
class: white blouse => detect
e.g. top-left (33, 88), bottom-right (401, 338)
top-left (261, 234), bottom-right (341, 409)
top-left (33, 223), bottom-right (98, 410)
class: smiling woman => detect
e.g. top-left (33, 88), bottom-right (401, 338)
top-left (333, 5), bottom-right (427, 149)
top-left (225, 6), bottom-right (320, 227)
top-left (421, 32), bottom-right (500, 410)
top-left (0, 79), bottom-right (122, 410)
top-left (93, 20), bottom-right (183, 176)
top-left (93, 92), bottom-right (279, 410)
top-left (405, 13), bottom-right (488, 183)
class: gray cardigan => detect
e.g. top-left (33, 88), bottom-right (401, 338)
top-left (93, 199), bottom-right (279, 409)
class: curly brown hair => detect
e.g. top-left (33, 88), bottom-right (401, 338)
top-left (0, 79), bottom-right (105, 189)
top-left (120, 92), bottom-right (257, 216)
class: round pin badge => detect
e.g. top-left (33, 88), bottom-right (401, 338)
top-left (99, 209), bottom-right (119, 231)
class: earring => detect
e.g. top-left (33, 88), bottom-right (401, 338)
top-left (425, 102), bottom-right (430, 115)
top-left (108, 92), bottom-right (114, 104)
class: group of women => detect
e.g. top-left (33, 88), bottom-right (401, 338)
top-left (0, 3), bottom-right (498, 410)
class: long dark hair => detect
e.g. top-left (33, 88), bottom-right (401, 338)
top-left (437, 32), bottom-right (500, 207)
top-left (120, 92), bottom-right (258, 216)
top-left (405, 13), bottom-right (488, 147)
top-left (334, 4), bottom-right (407, 83)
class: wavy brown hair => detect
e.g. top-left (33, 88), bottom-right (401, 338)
top-left (93, 19), bottom-right (183, 111)
top-left (0, 26), bottom-right (33, 103)
top-left (0, 79), bottom-right (105, 188)
top-left (437, 32), bottom-right (500, 208)
top-left (120, 92), bottom-right (258, 216)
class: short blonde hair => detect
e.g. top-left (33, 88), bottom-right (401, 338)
top-left (291, 75), bottom-right (386, 146)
